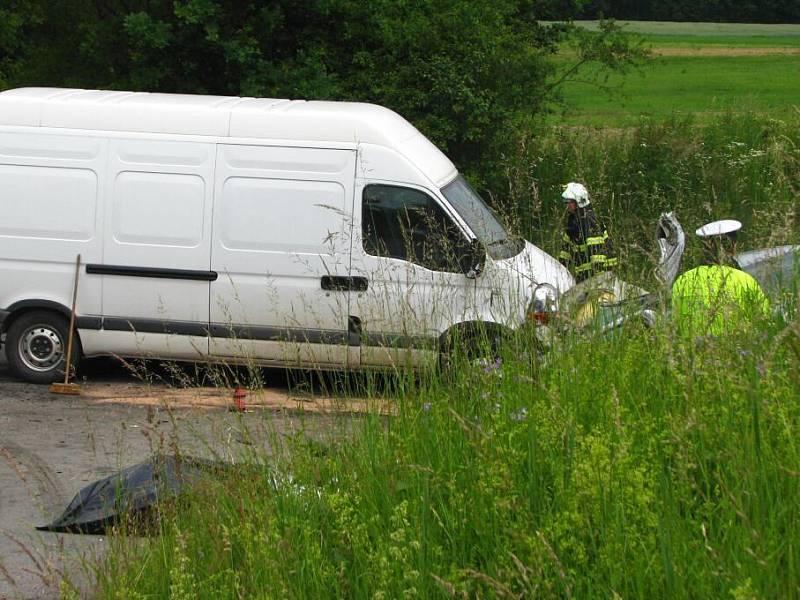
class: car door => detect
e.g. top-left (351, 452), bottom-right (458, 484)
top-left (349, 181), bottom-right (478, 367)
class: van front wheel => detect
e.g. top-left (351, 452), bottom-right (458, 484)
top-left (5, 311), bottom-right (82, 384)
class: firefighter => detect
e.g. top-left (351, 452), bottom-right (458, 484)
top-left (558, 182), bottom-right (617, 282)
top-left (671, 219), bottom-right (770, 337)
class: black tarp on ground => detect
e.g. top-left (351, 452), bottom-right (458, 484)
top-left (37, 455), bottom-right (222, 534)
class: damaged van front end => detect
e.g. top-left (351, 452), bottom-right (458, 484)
top-left (515, 211), bottom-right (799, 351)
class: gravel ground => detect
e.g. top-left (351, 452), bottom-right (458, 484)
top-left (0, 356), bottom-right (354, 599)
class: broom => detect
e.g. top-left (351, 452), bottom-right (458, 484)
top-left (50, 254), bottom-right (82, 395)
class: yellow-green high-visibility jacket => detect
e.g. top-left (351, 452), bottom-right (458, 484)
top-left (558, 207), bottom-right (618, 282)
top-left (671, 265), bottom-right (770, 337)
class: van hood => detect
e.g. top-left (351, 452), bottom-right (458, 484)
top-left (481, 240), bottom-right (573, 328)
top-left (502, 240), bottom-right (575, 294)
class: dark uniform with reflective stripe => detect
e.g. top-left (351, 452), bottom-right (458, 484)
top-left (558, 207), bottom-right (617, 281)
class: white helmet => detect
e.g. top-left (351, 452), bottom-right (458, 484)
top-left (562, 182), bottom-right (590, 208)
top-left (695, 219), bottom-right (742, 238)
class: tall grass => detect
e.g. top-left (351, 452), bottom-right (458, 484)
top-left (501, 112), bottom-right (800, 285)
top-left (88, 113), bottom-right (800, 598)
top-left (92, 313), bottom-right (800, 598)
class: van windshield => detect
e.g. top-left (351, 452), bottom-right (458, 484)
top-left (441, 175), bottom-right (522, 260)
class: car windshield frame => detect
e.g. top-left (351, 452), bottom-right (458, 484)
top-left (441, 174), bottom-right (522, 260)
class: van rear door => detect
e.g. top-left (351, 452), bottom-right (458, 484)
top-left (209, 145), bottom-right (357, 368)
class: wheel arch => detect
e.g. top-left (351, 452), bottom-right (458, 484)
top-left (1, 300), bottom-right (73, 333)
top-left (438, 319), bottom-right (512, 354)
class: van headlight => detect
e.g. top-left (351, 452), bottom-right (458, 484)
top-left (528, 283), bottom-right (559, 325)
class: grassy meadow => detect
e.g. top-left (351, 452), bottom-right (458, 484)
top-left (577, 21), bottom-right (800, 42)
top-left (85, 22), bottom-right (800, 600)
top-left (555, 21), bottom-right (800, 125)
top-left (93, 322), bottom-right (800, 599)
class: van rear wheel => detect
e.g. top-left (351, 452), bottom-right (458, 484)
top-left (5, 310), bottom-right (82, 384)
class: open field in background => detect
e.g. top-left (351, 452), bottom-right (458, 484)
top-left (575, 20), bottom-right (800, 45)
top-left (554, 21), bottom-right (800, 125)
top-left (555, 56), bottom-right (800, 125)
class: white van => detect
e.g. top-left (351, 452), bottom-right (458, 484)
top-left (0, 88), bottom-right (573, 383)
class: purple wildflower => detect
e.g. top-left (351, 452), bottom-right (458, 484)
top-left (482, 357), bottom-right (503, 375)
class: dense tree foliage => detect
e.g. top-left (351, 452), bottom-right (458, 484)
top-left (0, 0), bottom-right (644, 189)
top-left (580, 0), bottom-right (800, 24)
top-left (0, 1), bottom-right (42, 89)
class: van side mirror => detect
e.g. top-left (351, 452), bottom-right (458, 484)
top-left (460, 238), bottom-right (485, 279)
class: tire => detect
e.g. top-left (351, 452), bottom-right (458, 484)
top-left (5, 310), bottom-right (82, 384)
top-left (439, 325), bottom-right (503, 373)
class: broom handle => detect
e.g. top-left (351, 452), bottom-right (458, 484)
top-left (63, 254), bottom-right (81, 385)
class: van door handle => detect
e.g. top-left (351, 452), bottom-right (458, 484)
top-left (321, 276), bottom-right (369, 292)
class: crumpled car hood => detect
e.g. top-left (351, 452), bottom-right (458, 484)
top-left (736, 245), bottom-right (800, 295)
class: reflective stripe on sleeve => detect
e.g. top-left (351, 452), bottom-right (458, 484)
top-left (575, 256), bottom-right (617, 273)
top-left (586, 231), bottom-right (610, 246)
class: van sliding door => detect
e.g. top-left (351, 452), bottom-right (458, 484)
top-left (94, 139), bottom-right (214, 358)
top-left (209, 145), bottom-right (357, 368)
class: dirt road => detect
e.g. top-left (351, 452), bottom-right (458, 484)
top-left (0, 357), bottom-right (356, 599)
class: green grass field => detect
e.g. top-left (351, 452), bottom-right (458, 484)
top-left (639, 34), bottom-right (800, 47)
top-left (556, 21), bottom-right (800, 125)
top-left (577, 20), bottom-right (800, 39)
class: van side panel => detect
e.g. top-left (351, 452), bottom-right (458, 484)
top-left (0, 131), bottom-right (104, 320)
top-left (89, 139), bottom-right (214, 358)
top-left (210, 145), bottom-right (357, 367)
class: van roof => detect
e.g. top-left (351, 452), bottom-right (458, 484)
top-left (0, 87), bottom-right (419, 142)
top-left (0, 87), bottom-right (457, 186)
